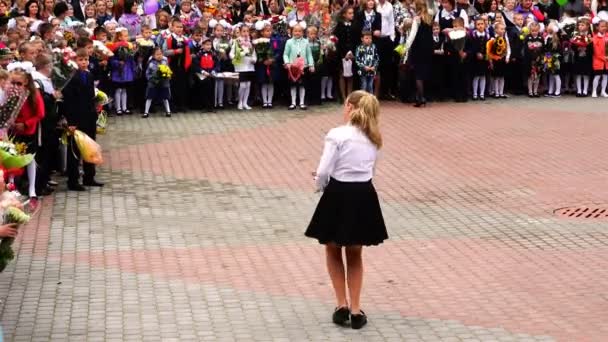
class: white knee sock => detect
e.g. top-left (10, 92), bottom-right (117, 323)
top-left (494, 78), bottom-right (500, 96)
top-left (472, 77), bottom-right (479, 97)
top-left (244, 81), bottom-right (251, 106)
top-left (533, 78), bottom-right (540, 93)
top-left (327, 78), bottom-right (333, 98)
top-left (144, 99), bottom-right (152, 113)
top-left (554, 75), bottom-right (562, 95)
top-left (602, 75), bottom-right (608, 96)
top-left (548, 76), bottom-right (555, 94)
top-left (576, 75), bottom-right (582, 93)
top-left (290, 86), bottom-right (297, 105)
top-left (592, 75), bottom-right (600, 96)
top-left (120, 88), bottom-right (127, 111)
top-left (479, 77), bottom-right (486, 96)
top-left (583, 76), bottom-right (590, 94)
top-left (267, 84), bottom-right (274, 104)
top-left (163, 100), bottom-right (171, 113)
top-left (27, 161), bottom-right (36, 198)
top-left (321, 77), bottom-right (328, 99)
top-left (238, 83), bottom-right (247, 107)
top-left (528, 77), bottom-right (533, 95)
top-left (114, 88), bottom-right (122, 111)
top-left (261, 84), bottom-right (268, 104)
top-left (215, 79), bottom-right (224, 105)
top-left (299, 86), bottom-right (305, 106)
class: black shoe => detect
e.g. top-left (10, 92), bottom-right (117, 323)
top-left (68, 183), bottom-right (86, 191)
top-left (116, 110), bottom-right (123, 116)
top-left (165, 112), bottom-right (172, 117)
top-left (332, 307), bottom-right (350, 326)
top-left (142, 113), bottom-right (149, 118)
top-left (83, 180), bottom-right (104, 187)
top-left (351, 311), bottom-right (367, 329)
top-left (124, 109), bottom-right (132, 115)
top-left (299, 104), bottom-right (307, 110)
top-left (480, 96), bottom-right (485, 101)
top-left (288, 104), bottom-right (296, 110)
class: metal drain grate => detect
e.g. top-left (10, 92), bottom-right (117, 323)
top-left (554, 207), bottom-right (608, 219)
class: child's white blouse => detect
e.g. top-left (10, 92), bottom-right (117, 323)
top-left (315, 124), bottom-right (378, 191)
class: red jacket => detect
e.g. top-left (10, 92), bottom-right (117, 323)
top-left (15, 90), bottom-right (45, 136)
top-left (592, 33), bottom-right (608, 72)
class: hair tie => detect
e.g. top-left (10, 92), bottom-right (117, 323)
top-left (7, 61), bottom-right (35, 74)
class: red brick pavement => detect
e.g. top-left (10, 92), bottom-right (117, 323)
top-left (57, 239), bottom-right (608, 341)
top-left (108, 102), bottom-right (608, 217)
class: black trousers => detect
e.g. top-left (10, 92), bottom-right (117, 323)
top-left (35, 126), bottom-right (60, 192)
top-left (448, 58), bottom-right (468, 101)
top-left (67, 127), bottom-right (96, 186)
top-left (197, 78), bottom-right (215, 111)
top-left (170, 69), bottom-right (188, 111)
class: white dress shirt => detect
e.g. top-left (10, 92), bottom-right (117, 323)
top-left (315, 125), bottom-right (378, 191)
top-left (376, 0), bottom-right (395, 41)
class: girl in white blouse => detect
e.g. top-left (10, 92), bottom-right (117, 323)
top-left (305, 90), bottom-right (388, 330)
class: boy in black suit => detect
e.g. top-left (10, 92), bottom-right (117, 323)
top-left (61, 48), bottom-right (104, 191)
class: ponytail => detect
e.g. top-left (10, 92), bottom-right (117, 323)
top-left (348, 93), bottom-right (382, 149)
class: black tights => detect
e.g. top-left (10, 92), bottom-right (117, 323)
top-left (416, 79), bottom-right (425, 101)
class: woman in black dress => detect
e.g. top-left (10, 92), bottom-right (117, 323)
top-left (405, 0), bottom-right (433, 107)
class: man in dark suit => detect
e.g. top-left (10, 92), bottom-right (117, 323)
top-left (162, 0), bottom-right (180, 16)
top-left (61, 48), bottom-right (104, 191)
top-left (71, 0), bottom-right (86, 22)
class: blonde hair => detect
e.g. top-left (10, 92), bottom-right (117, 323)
top-left (415, 0), bottom-right (433, 26)
top-left (346, 91), bottom-right (382, 149)
top-left (0, 69), bottom-right (8, 81)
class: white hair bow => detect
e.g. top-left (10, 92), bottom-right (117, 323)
top-left (289, 20), bottom-right (306, 30)
top-left (7, 61), bottom-right (35, 74)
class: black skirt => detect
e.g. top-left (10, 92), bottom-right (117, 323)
top-left (305, 178), bottom-right (388, 246)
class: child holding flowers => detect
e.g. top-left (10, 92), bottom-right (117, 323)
top-left (229, 24), bottom-right (257, 110)
top-left (254, 20), bottom-right (275, 108)
top-left (543, 22), bottom-right (562, 97)
top-left (109, 27), bottom-right (136, 115)
top-left (591, 19), bottom-right (608, 98)
top-left (487, 22), bottom-right (510, 99)
top-left (524, 21), bottom-right (544, 97)
top-left (212, 21), bottom-right (232, 109)
top-left (571, 17), bottom-right (593, 97)
top-left (143, 47), bottom-right (172, 118)
top-left (283, 20), bottom-right (314, 110)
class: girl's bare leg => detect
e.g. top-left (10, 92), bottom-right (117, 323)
top-left (345, 245), bottom-right (363, 313)
top-left (326, 243), bottom-right (348, 308)
top-left (339, 76), bottom-right (347, 102)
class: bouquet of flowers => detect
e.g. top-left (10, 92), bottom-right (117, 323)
top-left (51, 47), bottom-right (78, 91)
top-left (64, 129), bottom-right (103, 165)
top-left (0, 204), bottom-right (30, 272)
top-left (486, 36), bottom-right (508, 61)
top-left (542, 52), bottom-right (561, 74)
top-left (571, 33), bottom-right (591, 57)
top-left (287, 56), bottom-right (305, 82)
top-left (93, 40), bottom-right (114, 60)
top-left (63, 29), bottom-right (76, 46)
top-left (215, 39), bottom-right (230, 60)
top-left (151, 64), bottom-right (173, 85)
top-left (94, 88), bottom-right (110, 108)
top-left (232, 39), bottom-right (252, 66)
top-left (448, 29), bottom-right (467, 61)
top-left (113, 41), bottom-right (136, 61)
top-left (0, 136), bottom-right (34, 170)
top-left (0, 85), bottom-right (29, 130)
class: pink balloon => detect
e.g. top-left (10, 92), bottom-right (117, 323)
top-left (144, 0), bottom-right (158, 15)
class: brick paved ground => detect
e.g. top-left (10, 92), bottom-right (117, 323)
top-left (1, 97), bottom-right (607, 341)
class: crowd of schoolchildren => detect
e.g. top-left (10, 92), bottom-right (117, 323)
top-left (0, 0), bottom-right (607, 204)
top-left (2, 0), bottom-right (608, 114)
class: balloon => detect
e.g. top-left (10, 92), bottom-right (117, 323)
top-left (556, 0), bottom-right (567, 6)
top-left (144, 0), bottom-right (158, 15)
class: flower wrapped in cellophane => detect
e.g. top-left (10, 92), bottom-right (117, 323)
top-left (94, 88), bottom-right (110, 108)
top-left (0, 85), bottom-right (29, 131)
top-left (448, 30), bottom-right (467, 52)
top-left (51, 47), bottom-right (78, 91)
top-left (0, 136), bottom-right (35, 170)
top-left (0, 199), bottom-right (30, 272)
top-left (73, 130), bottom-right (103, 165)
top-left (487, 36), bottom-right (508, 60)
top-left (288, 56), bottom-right (305, 82)
top-left (93, 40), bottom-right (114, 60)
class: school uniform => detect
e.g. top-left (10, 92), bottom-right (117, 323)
top-left (429, 34), bottom-right (446, 101)
top-left (192, 48), bottom-right (219, 111)
top-left (507, 26), bottom-right (525, 95)
top-left (444, 31), bottom-right (468, 102)
top-left (307, 38), bottom-right (323, 105)
top-left (162, 33), bottom-right (192, 112)
top-left (467, 31), bottom-right (489, 77)
top-left (61, 70), bottom-right (98, 187)
top-left (305, 124), bottom-right (388, 246)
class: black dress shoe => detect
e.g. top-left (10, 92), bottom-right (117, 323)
top-left (39, 186), bottom-right (55, 196)
top-left (332, 307), bottom-right (350, 326)
top-left (350, 311), bottom-right (367, 329)
top-left (68, 184), bottom-right (86, 191)
top-left (83, 180), bottom-right (104, 187)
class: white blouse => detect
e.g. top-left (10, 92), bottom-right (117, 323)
top-left (315, 125), bottom-right (378, 191)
